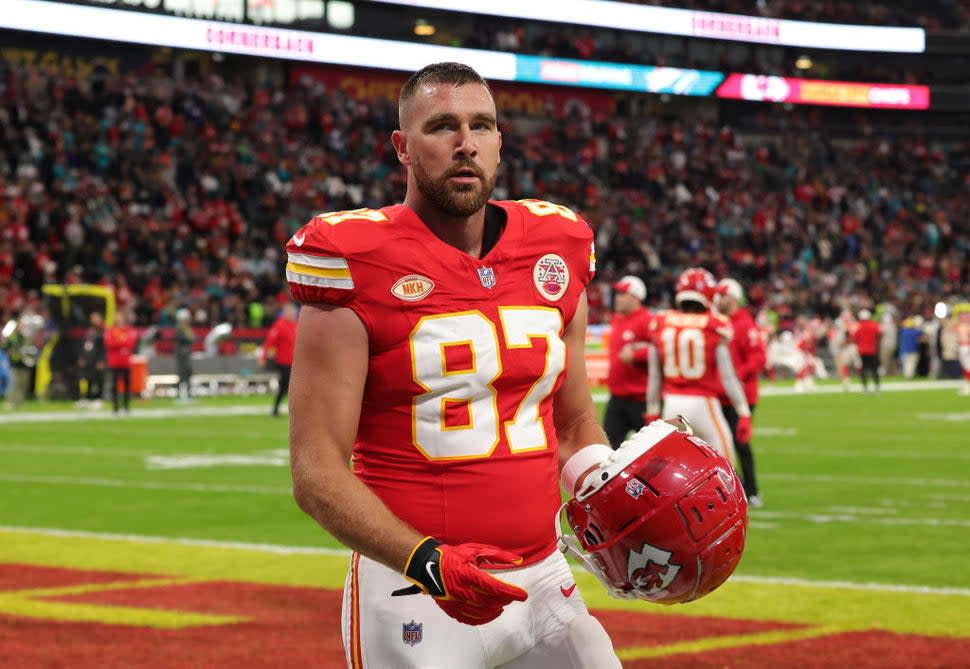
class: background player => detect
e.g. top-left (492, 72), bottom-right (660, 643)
top-left (286, 62), bottom-right (621, 668)
top-left (646, 267), bottom-right (751, 464)
top-left (854, 309), bottom-right (882, 394)
top-left (954, 305), bottom-right (970, 395)
top-left (602, 275), bottom-right (652, 448)
top-left (715, 278), bottom-right (766, 508)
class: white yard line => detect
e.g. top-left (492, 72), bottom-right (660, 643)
top-left (752, 509), bottom-right (970, 527)
top-left (2, 525), bottom-right (967, 597)
top-left (0, 405), bottom-right (283, 424)
top-left (763, 472), bottom-right (970, 488)
top-left (0, 473), bottom-right (289, 495)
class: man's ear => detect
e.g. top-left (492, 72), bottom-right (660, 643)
top-left (391, 129), bottom-right (410, 166)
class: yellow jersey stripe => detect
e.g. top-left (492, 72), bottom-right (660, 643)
top-left (286, 252), bottom-right (349, 269)
top-left (286, 261), bottom-right (352, 280)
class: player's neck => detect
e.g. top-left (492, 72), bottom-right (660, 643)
top-left (407, 199), bottom-right (487, 258)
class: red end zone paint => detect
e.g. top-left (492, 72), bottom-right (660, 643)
top-left (2, 565), bottom-right (969, 669)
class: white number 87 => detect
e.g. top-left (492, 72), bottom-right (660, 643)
top-left (409, 308), bottom-right (565, 460)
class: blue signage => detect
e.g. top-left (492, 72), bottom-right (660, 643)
top-left (515, 55), bottom-right (724, 96)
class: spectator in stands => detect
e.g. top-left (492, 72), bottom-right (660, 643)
top-left (104, 310), bottom-right (137, 415)
top-left (174, 308), bottom-right (195, 402)
top-left (2, 59), bottom-right (968, 360)
top-left (76, 312), bottom-right (106, 405)
top-left (260, 302), bottom-right (297, 417)
top-left (855, 309), bottom-right (882, 394)
top-left (602, 275), bottom-right (652, 448)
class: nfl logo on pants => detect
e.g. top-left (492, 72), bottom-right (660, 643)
top-left (402, 620), bottom-right (423, 646)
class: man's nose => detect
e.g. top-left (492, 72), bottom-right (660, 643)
top-left (453, 125), bottom-right (478, 157)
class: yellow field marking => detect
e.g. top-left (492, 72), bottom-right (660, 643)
top-left (0, 576), bottom-right (248, 629)
top-left (616, 624), bottom-right (847, 660)
top-left (3, 529), bottom-right (969, 637)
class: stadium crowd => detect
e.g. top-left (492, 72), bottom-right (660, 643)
top-left (0, 57), bottom-right (967, 362)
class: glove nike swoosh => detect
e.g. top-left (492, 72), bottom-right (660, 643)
top-left (425, 561), bottom-right (442, 593)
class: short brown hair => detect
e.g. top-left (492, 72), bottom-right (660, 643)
top-left (398, 62), bottom-right (494, 124)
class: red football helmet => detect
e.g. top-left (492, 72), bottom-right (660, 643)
top-left (558, 418), bottom-right (747, 604)
top-left (675, 267), bottom-right (717, 308)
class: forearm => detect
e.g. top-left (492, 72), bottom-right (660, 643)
top-left (646, 346), bottom-right (661, 415)
top-left (292, 453), bottom-right (422, 572)
top-left (717, 345), bottom-right (750, 417)
top-left (557, 407), bottom-right (609, 466)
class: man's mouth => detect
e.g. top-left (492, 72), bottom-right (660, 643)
top-left (448, 166), bottom-right (481, 182)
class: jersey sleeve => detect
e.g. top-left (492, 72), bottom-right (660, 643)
top-left (711, 313), bottom-right (733, 341)
top-left (284, 216), bottom-right (357, 307)
top-left (514, 199), bottom-right (596, 287)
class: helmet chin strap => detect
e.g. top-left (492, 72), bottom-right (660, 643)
top-left (555, 502), bottom-right (636, 600)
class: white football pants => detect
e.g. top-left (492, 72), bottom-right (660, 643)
top-left (341, 548), bottom-right (621, 669)
top-left (662, 393), bottom-right (735, 463)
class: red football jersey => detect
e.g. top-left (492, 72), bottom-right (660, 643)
top-left (650, 310), bottom-right (732, 397)
top-left (959, 312), bottom-right (970, 347)
top-left (606, 306), bottom-right (652, 398)
top-left (286, 200), bottom-right (595, 564)
top-left (718, 307), bottom-right (766, 406)
top-left (854, 320), bottom-right (881, 355)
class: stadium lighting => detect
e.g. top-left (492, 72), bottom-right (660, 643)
top-left (414, 19), bottom-right (436, 36)
top-left (795, 55), bottom-right (813, 70)
top-left (326, 0), bottom-right (354, 30)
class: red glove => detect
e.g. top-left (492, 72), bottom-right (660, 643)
top-left (736, 415), bottom-right (752, 445)
top-left (393, 537), bottom-right (528, 626)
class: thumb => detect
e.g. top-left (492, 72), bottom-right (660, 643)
top-left (465, 544), bottom-right (525, 569)
top-left (464, 568), bottom-right (529, 603)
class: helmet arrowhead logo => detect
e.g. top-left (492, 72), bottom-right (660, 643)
top-left (628, 543), bottom-right (681, 594)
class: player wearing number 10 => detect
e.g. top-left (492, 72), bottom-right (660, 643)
top-left (286, 62), bottom-right (621, 668)
top-left (646, 268), bottom-right (752, 463)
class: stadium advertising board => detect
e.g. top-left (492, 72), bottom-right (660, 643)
top-left (290, 65), bottom-right (617, 115)
top-left (717, 73), bottom-right (930, 110)
top-left (515, 56), bottom-right (723, 97)
top-left (370, 0), bottom-right (926, 53)
top-left (5, 1), bottom-right (931, 108)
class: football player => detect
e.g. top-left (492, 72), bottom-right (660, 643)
top-left (955, 305), bottom-right (970, 395)
top-left (854, 309), bottom-right (882, 394)
top-left (646, 268), bottom-right (751, 463)
top-left (286, 63), bottom-right (621, 668)
top-left (603, 275), bottom-right (653, 448)
top-left (714, 278), bottom-right (766, 507)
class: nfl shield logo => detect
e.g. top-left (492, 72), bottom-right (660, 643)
top-left (477, 266), bottom-right (496, 289)
top-left (402, 620), bottom-right (423, 646)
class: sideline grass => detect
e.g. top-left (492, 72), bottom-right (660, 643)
top-left (1, 384), bottom-right (969, 637)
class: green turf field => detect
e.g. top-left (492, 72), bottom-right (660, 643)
top-left (1, 384), bottom-right (968, 593)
